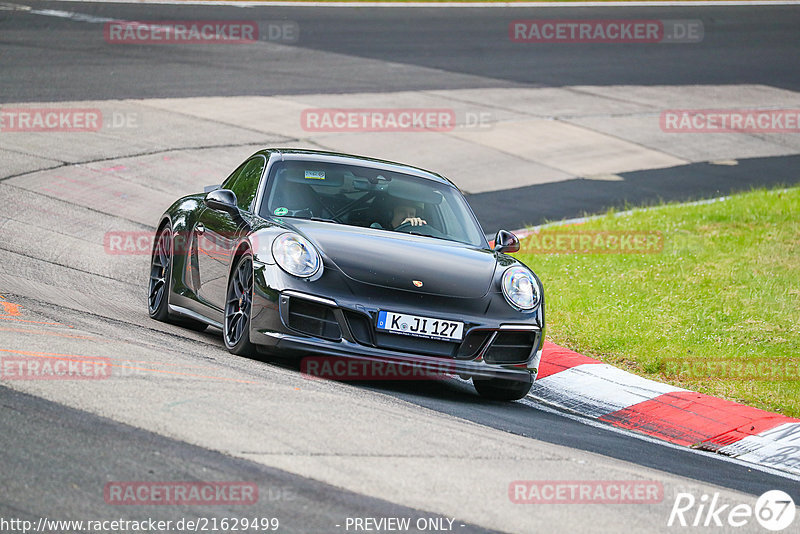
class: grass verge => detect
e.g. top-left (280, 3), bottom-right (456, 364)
top-left (514, 186), bottom-right (800, 417)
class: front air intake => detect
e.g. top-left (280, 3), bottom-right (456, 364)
top-left (286, 298), bottom-right (342, 341)
top-left (483, 331), bottom-right (537, 365)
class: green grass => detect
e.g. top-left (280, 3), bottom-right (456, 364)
top-left (514, 187), bottom-right (800, 417)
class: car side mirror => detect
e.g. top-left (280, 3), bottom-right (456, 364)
top-left (204, 189), bottom-right (239, 215)
top-left (493, 229), bottom-right (520, 253)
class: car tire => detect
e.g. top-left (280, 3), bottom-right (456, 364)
top-left (148, 224), bottom-right (209, 332)
top-left (224, 251), bottom-right (257, 356)
top-left (148, 224), bottom-right (174, 322)
top-left (473, 374), bottom-right (533, 401)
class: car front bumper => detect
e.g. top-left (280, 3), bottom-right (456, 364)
top-left (250, 262), bottom-right (544, 382)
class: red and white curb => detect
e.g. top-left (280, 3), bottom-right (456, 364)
top-left (532, 342), bottom-right (800, 477)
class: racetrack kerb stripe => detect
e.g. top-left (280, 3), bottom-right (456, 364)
top-left (537, 341), bottom-right (601, 379)
top-left (598, 391), bottom-right (799, 447)
top-left (537, 343), bottom-right (800, 476)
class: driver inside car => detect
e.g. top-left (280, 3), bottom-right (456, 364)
top-left (371, 200), bottom-right (427, 230)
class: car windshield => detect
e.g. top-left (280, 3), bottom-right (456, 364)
top-left (261, 160), bottom-right (487, 248)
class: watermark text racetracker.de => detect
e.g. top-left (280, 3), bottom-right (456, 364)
top-left (104, 20), bottom-right (299, 44)
top-left (0, 108), bottom-right (140, 132)
top-left (510, 19), bottom-right (703, 43)
top-left (661, 109), bottom-right (800, 133)
top-left (301, 356), bottom-right (459, 381)
top-left (509, 480), bottom-right (664, 504)
top-left (302, 108), bottom-right (454, 132)
top-left (518, 230), bottom-right (663, 254)
top-left (104, 481), bottom-right (258, 505)
top-left (1, 356), bottom-right (111, 380)
top-left (0, 356), bottom-right (185, 381)
top-left (105, 230), bottom-right (259, 255)
top-left (107, 229), bottom-right (665, 256)
top-left (300, 108), bottom-right (494, 132)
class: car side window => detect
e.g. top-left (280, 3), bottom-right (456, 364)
top-left (224, 157), bottom-right (265, 212)
top-left (221, 161), bottom-right (247, 190)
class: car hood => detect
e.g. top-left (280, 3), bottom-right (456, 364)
top-left (283, 219), bottom-right (497, 298)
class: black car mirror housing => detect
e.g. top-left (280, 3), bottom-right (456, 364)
top-left (205, 189), bottom-right (239, 215)
top-left (494, 229), bottom-right (520, 253)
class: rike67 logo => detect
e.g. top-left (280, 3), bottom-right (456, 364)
top-left (668, 490), bottom-right (796, 531)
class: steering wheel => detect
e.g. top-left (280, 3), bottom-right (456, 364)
top-left (394, 221), bottom-right (447, 239)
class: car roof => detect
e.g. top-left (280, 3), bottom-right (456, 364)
top-left (254, 148), bottom-right (457, 189)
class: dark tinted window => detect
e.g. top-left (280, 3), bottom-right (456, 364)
top-left (223, 157), bottom-right (265, 211)
top-left (261, 160), bottom-right (486, 247)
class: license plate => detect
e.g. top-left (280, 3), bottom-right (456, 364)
top-left (376, 311), bottom-right (464, 342)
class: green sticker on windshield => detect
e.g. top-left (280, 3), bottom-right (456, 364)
top-left (305, 170), bottom-right (325, 180)
top-left (274, 207), bottom-right (289, 216)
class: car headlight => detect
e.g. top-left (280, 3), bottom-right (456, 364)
top-left (502, 266), bottom-right (539, 310)
top-left (271, 233), bottom-right (321, 278)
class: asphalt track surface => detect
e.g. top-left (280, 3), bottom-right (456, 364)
top-left (2, 2), bottom-right (800, 101)
top-left (469, 154), bottom-right (800, 231)
top-left (1, 2), bottom-right (800, 533)
top-left (3, 1), bottom-right (800, 230)
top-left (0, 386), bottom-right (498, 534)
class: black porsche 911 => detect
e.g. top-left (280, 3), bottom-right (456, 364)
top-left (148, 149), bottom-right (544, 400)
